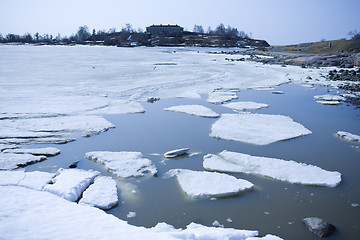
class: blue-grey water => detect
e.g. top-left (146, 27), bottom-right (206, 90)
top-left (25, 83), bottom-right (360, 240)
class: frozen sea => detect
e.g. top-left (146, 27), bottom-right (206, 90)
top-left (0, 45), bottom-right (359, 239)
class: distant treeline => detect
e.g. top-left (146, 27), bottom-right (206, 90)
top-left (0, 23), bottom-right (252, 45)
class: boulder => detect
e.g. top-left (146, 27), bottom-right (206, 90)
top-left (302, 217), bottom-right (336, 237)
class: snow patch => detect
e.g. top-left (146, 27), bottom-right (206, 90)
top-left (203, 151), bottom-right (341, 187)
top-left (210, 113), bottom-right (311, 145)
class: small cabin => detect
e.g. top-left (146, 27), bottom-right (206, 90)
top-left (146, 24), bottom-right (184, 36)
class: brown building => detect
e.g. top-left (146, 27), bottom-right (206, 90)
top-left (146, 24), bottom-right (184, 35)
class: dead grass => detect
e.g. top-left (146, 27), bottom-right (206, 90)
top-left (268, 40), bottom-right (351, 54)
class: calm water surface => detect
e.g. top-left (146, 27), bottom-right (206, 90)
top-left (25, 83), bottom-right (360, 240)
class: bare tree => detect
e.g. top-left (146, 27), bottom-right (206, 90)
top-left (76, 25), bottom-right (91, 42)
top-left (193, 25), bottom-right (204, 33)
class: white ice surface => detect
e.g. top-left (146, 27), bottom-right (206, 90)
top-left (336, 131), bottom-right (360, 142)
top-left (164, 148), bottom-right (190, 158)
top-left (210, 113), bottom-right (312, 145)
top-left (207, 91), bottom-right (238, 104)
top-left (0, 137), bottom-right (76, 145)
top-left (79, 176), bottom-right (118, 210)
top-left (3, 147), bottom-right (60, 156)
top-left (0, 153), bottom-right (46, 170)
top-left (316, 100), bottom-right (340, 105)
top-left (164, 105), bottom-right (219, 118)
top-left (314, 94), bottom-right (345, 101)
top-left (176, 91), bottom-right (202, 99)
top-left (203, 151), bottom-right (341, 187)
top-left (86, 151), bottom-right (157, 178)
top-left (165, 169), bottom-right (253, 198)
top-left (44, 168), bottom-right (100, 201)
top-left (0, 144), bottom-right (18, 151)
top-left (0, 185), bottom-right (280, 240)
top-left (222, 101), bottom-right (268, 111)
top-left (0, 170), bottom-right (55, 190)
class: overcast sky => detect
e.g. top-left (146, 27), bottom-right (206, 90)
top-left (0, 0), bottom-right (359, 45)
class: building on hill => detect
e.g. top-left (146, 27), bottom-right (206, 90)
top-left (146, 24), bottom-right (184, 36)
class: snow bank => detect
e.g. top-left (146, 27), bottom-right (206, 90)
top-left (164, 105), bottom-right (219, 118)
top-left (165, 169), bottom-right (253, 198)
top-left (79, 176), bottom-right (118, 210)
top-left (222, 102), bottom-right (268, 111)
top-left (336, 131), bottom-right (360, 142)
top-left (203, 151), bottom-right (341, 187)
top-left (86, 151), bottom-right (157, 178)
top-left (207, 91), bottom-right (238, 104)
top-left (0, 153), bottom-right (46, 170)
top-left (0, 185), bottom-right (281, 240)
top-left (3, 147), bottom-right (60, 156)
top-left (44, 168), bottom-right (100, 201)
top-left (164, 148), bottom-right (190, 158)
top-left (210, 113), bottom-right (312, 145)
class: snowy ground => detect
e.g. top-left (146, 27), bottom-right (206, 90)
top-left (0, 45), bottom-right (358, 239)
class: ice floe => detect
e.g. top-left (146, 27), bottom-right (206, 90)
top-left (0, 153), bottom-right (46, 170)
top-left (207, 90), bottom-right (238, 104)
top-left (87, 100), bottom-right (145, 115)
top-left (176, 91), bottom-right (202, 99)
top-left (336, 131), bottom-right (360, 142)
top-left (0, 185), bottom-right (281, 240)
top-left (86, 151), bottom-right (157, 178)
top-left (314, 94), bottom-right (345, 101)
top-left (316, 100), bottom-right (341, 105)
top-left (203, 151), bottom-right (341, 187)
top-left (3, 147), bottom-right (60, 156)
top-left (164, 105), bottom-right (219, 118)
top-left (0, 137), bottom-right (76, 145)
top-left (210, 113), bottom-right (312, 145)
top-left (127, 212), bottom-right (137, 218)
top-left (0, 170), bottom-right (55, 190)
top-left (0, 143), bottom-right (18, 151)
top-left (164, 148), bottom-right (190, 158)
top-left (222, 101), bottom-right (268, 111)
top-left (79, 176), bottom-right (118, 210)
top-left (44, 168), bottom-right (100, 201)
top-left (165, 169), bottom-right (253, 198)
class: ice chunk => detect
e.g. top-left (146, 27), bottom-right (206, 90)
top-left (165, 169), bottom-right (253, 198)
top-left (0, 137), bottom-right (76, 145)
top-left (203, 151), bottom-right (341, 187)
top-left (207, 91), bottom-right (238, 104)
top-left (247, 235), bottom-right (284, 240)
top-left (44, 168), bottom-right (100, 202)
top-left (85, 151), bottom-right (157, 178)
top-left (210, 113), bottom-right (312, 145)
top-left (176, 91), bottom-right (201, 99)
top-left (314, 94), bottom-right (345, 101)
top-left (336, 131), bottom-right (360, 142)
top-left (3, 147), bottom-right (60, 156)
top-left (222, 101), bottom-right (268, 111)
top-left (212, 220), bottom-right (224, 228)
top-left (164, 148), bottom-right (190, 158)
top-left (164, 105), bottom-right (219, 118)
top-left (316, 100), bottom-right (340, 105)
top-left (127, 212), bottom-right (136, 218)
top-left (18, 171), bottom-right (55, 190)
top-left (0, 153), bottom-right (46, 170)
top-left (79, 176), bottom-right (118, 210)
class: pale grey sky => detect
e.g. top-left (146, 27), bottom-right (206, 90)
top-left (0, 0), bottom-right (359, 45)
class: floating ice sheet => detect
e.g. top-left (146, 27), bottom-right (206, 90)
top-left (0, 137), bottom-right (76, 145)
top-left (314, 94), bottom-right (345, 101)
top-left (79, 176), bottom-right (118, 210)
top-left (0, 153), bottom-right (46, 170)
top-left (86, 151), bottom-right (157, 178)
top-left (203, 151), bottom-right (341, 187)
top-left (316, 100), bottom-right (340, 105)
top-left (336, 131), bottom-right (360, 142)
top-left (0, 144), bottom-right (18, 152)
top-left (210, 113), bottom-right (312, 145)
top-left (222, 102), bottom-right (268, 111)
top-left (87, 100), bottom-right (145, 115)
top-left (0, 185), bottom-right (281, 240)
top-left (207, 91), bottom-right (238, 104)
top-left (164, 105), bottom-right (219, 118)
top-left (165, 169), bottom-right (253, 198)
top-left (3, 147), bottom-right (60, 156)
top-left (0, 170), bottom-right (55, 190)
top-left (44, 168), bottom-right (100, 202)
top-left (164, 148), bottom-right (189, 158)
